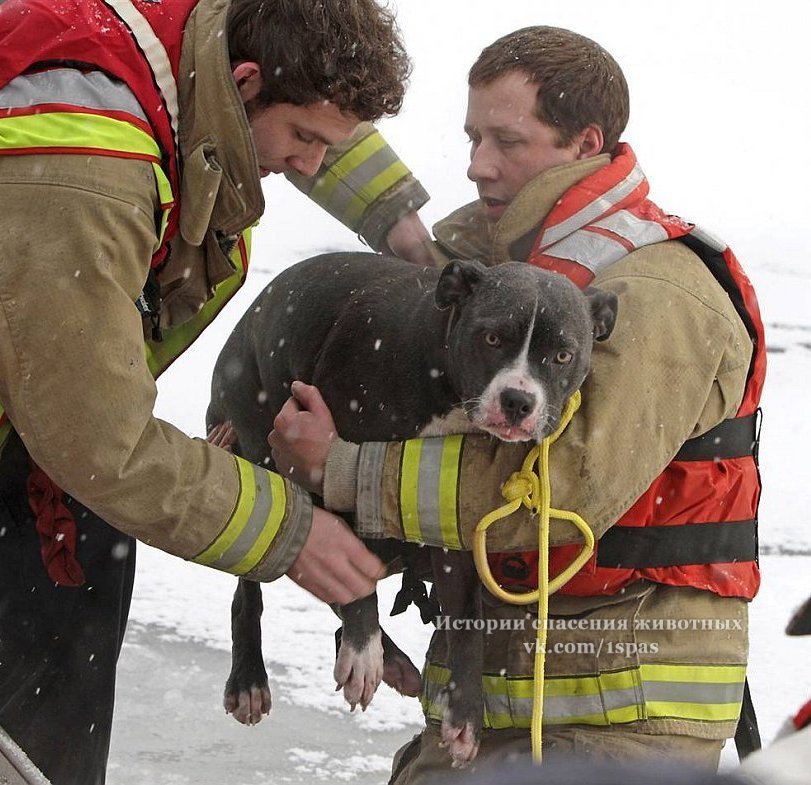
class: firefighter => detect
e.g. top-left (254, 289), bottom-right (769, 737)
top-left (269, 26), bottom-right (765, 781)
top-left (0, 0), bottom-right (433, 782)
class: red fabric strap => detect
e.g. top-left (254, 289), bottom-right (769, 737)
top-left (26, 460), bottom-right (85, 586)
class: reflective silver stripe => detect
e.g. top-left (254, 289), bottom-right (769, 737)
top-left (690, 225), bottom-right (727, 253)
top-left (356, 441), bottom-right (388, 537)
top-left (0, 68), bottom-right (147, 121)
top-left (541, 163), bottom-right (646, 248)
top-left (545, 228), bottom-right (629, 273)
top-left (644, 680), bottom-right (743, 705)
top-left (415, 438), bottom-right (446, 545)
top-left (593, 209), bottom-right (669, 248)
top-left (204, 466), bottom-right (276, 572)
top-left (102, 0), bottom-right (179, 142)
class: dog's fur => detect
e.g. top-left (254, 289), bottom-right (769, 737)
top-left (207, 252), bottom-right (617, 762)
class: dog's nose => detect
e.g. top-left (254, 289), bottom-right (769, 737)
top-left (499, 388), bottom-right (537, 424)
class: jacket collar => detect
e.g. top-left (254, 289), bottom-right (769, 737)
top-left (433, 156), bottom-right (610, 265)
top-left (176, 0), bottom-right (264, 243)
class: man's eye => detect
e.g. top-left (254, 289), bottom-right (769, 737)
top-left (497, 138), bottom-right (519, 149)
top-left (295, 130), bottom-right (313, 143)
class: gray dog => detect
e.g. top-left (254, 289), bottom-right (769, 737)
top-left (207, 252), bottom-right (617, 763)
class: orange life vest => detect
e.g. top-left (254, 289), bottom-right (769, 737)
top-left (488, 144), bottom-right (765, 601)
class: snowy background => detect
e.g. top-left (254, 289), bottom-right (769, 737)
top-left (113, 1), bottom-right (811, 781)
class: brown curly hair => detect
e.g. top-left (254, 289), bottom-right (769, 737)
top-left (469, 26), bottom-right (629, 154)
top-left (227, 0), bottom-right (410, 121)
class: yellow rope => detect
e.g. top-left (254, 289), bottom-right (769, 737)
top-left (472, 390), bottom-right (594, 763)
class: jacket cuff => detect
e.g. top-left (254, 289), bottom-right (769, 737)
top-left (323, 437), bottom-right (360, 512)
top-left (357, 176), bottom-right (430, 252)
top-left (353, 441), bottom-right (389, 539)
top-left (246, 480), bottom-right (313, 582)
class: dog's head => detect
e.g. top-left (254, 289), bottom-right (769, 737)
top-left (436, 260), bottom-right (617, 442)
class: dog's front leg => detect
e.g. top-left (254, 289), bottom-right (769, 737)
top-left (224, 577), bottom-right (272, 724)
top-left (335, 591), bottom-right (384, 711)
top-left (431, 549), bottom-right (484, 766)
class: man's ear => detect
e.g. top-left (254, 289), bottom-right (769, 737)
top-left (232, 61), bottom-right (262, 103)
top-left (576, 124), bottom-right (605, 159)
top-left (435, 260), bottom-right (487, 309)
top-left (584, 287), bottom-right (618, 342)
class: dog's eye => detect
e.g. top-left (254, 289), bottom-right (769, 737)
top-left (555, 350), bottom-right (573, 364)
top-left (483, 332), bottom-right (501, 348)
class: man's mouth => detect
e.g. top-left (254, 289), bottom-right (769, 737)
top-left (480, 196), bottom-right (508, 219)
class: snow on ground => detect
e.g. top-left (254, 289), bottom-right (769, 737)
top-left (124, 0), bottom-right (811, 779)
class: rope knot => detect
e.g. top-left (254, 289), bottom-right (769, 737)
top-left (501, 468), bottom-right (539, 513)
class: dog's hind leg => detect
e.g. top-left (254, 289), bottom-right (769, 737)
top-left (335, 592), bottom-right (384, 711)
top-left (224, 578), bottom-right (272, 724)
top-left (431, 549), bottom-right (484, 766)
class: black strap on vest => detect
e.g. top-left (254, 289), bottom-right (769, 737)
top-left (596, 520), bottom-right (757, 569)
top-left (674, 413), bottom-right (758, 461)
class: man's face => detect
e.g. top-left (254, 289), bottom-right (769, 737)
top-left (245, 99), bottom-right (360, 178)
top-left (465, 71), bottom-right (583, 222)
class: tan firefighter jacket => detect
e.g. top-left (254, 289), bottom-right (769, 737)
top-left (0, 0), bottom-right (427, 581)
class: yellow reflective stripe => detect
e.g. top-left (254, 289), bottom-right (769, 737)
top-left (646, 701), bottom-right (742, 723)
top-left (150, 162), bottom-right (174, 245)
top-left (309, 131), bottom-right (387, 206)
top-left (194, 458), bottom-right (287, 575)
top-left (400, 439), bottom-right (423, 541)
top-left (438, 435), bottom-right (463, 549)
top-left (640, 663), bottom-right (747, 684)
top-left (0, 112), bottom-right (160, 160)
top-left (195, 459), bottom-right (257, 567)
top-left (341, 160), bottom-right (410, 228)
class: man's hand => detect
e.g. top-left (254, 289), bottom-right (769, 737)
top-left (207, 420), bottom-right (237, 452)
top-left (385, 210), bottom-right (440, 267)
top-left (287, 506), bottom-right (384, 605)
top-left (268, 381), bottom-right (337, 495)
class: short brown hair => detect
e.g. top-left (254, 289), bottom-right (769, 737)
top-left (469, 26), bottom-right (629, 154)
top-left (227, 0), bottom-right (410, 121)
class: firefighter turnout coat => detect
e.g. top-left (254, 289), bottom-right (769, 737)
top-left (0, 0), bottom-right (427, 581)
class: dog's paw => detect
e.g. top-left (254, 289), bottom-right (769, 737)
top-left (440, 718), bottom-right (480, 767)
top-left (334, 629), bottom-right (384, 711)
top-left (223, 682), bottom-right (272, 725)
top-left (382, 643), bottom-right (422, 697)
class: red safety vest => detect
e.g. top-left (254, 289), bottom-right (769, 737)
top-left (0, 0), bottom-right (197, 266)
top-left (488, 144), bottom-right (765, 601)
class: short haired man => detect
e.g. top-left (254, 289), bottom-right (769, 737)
top-left (270, 26), bottom-right (764, 781)
top-left (0, 0), bottom-right (432, 782)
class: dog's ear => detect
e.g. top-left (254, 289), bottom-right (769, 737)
top-left (435, 260), bottom-right (487, 309)
top-left (584, 287), bottom-right (618, 342)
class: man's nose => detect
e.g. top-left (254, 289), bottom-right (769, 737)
top-left (467, 143), bottom-right (498, 182)
top-left (290, 144), bottom-right (328, 177)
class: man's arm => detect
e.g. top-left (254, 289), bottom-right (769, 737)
top-left (271, 249), bottom-right (753, 551)
top-left (287, 122), bottom-right (442, 267)
top-left (0, 154), bottom-right (381, 603)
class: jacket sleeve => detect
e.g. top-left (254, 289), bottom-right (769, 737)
top-left (286, 122), bottom-right (429, 251)
top-left (0, 153), bottom-right (310, 581)
top-left (323, 243), bottom-right (753, 551)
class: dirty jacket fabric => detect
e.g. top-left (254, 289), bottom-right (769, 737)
top-left (0, 0), bottom-right (427, 581)
top-left (324, 154), bottom-right (755, 738)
